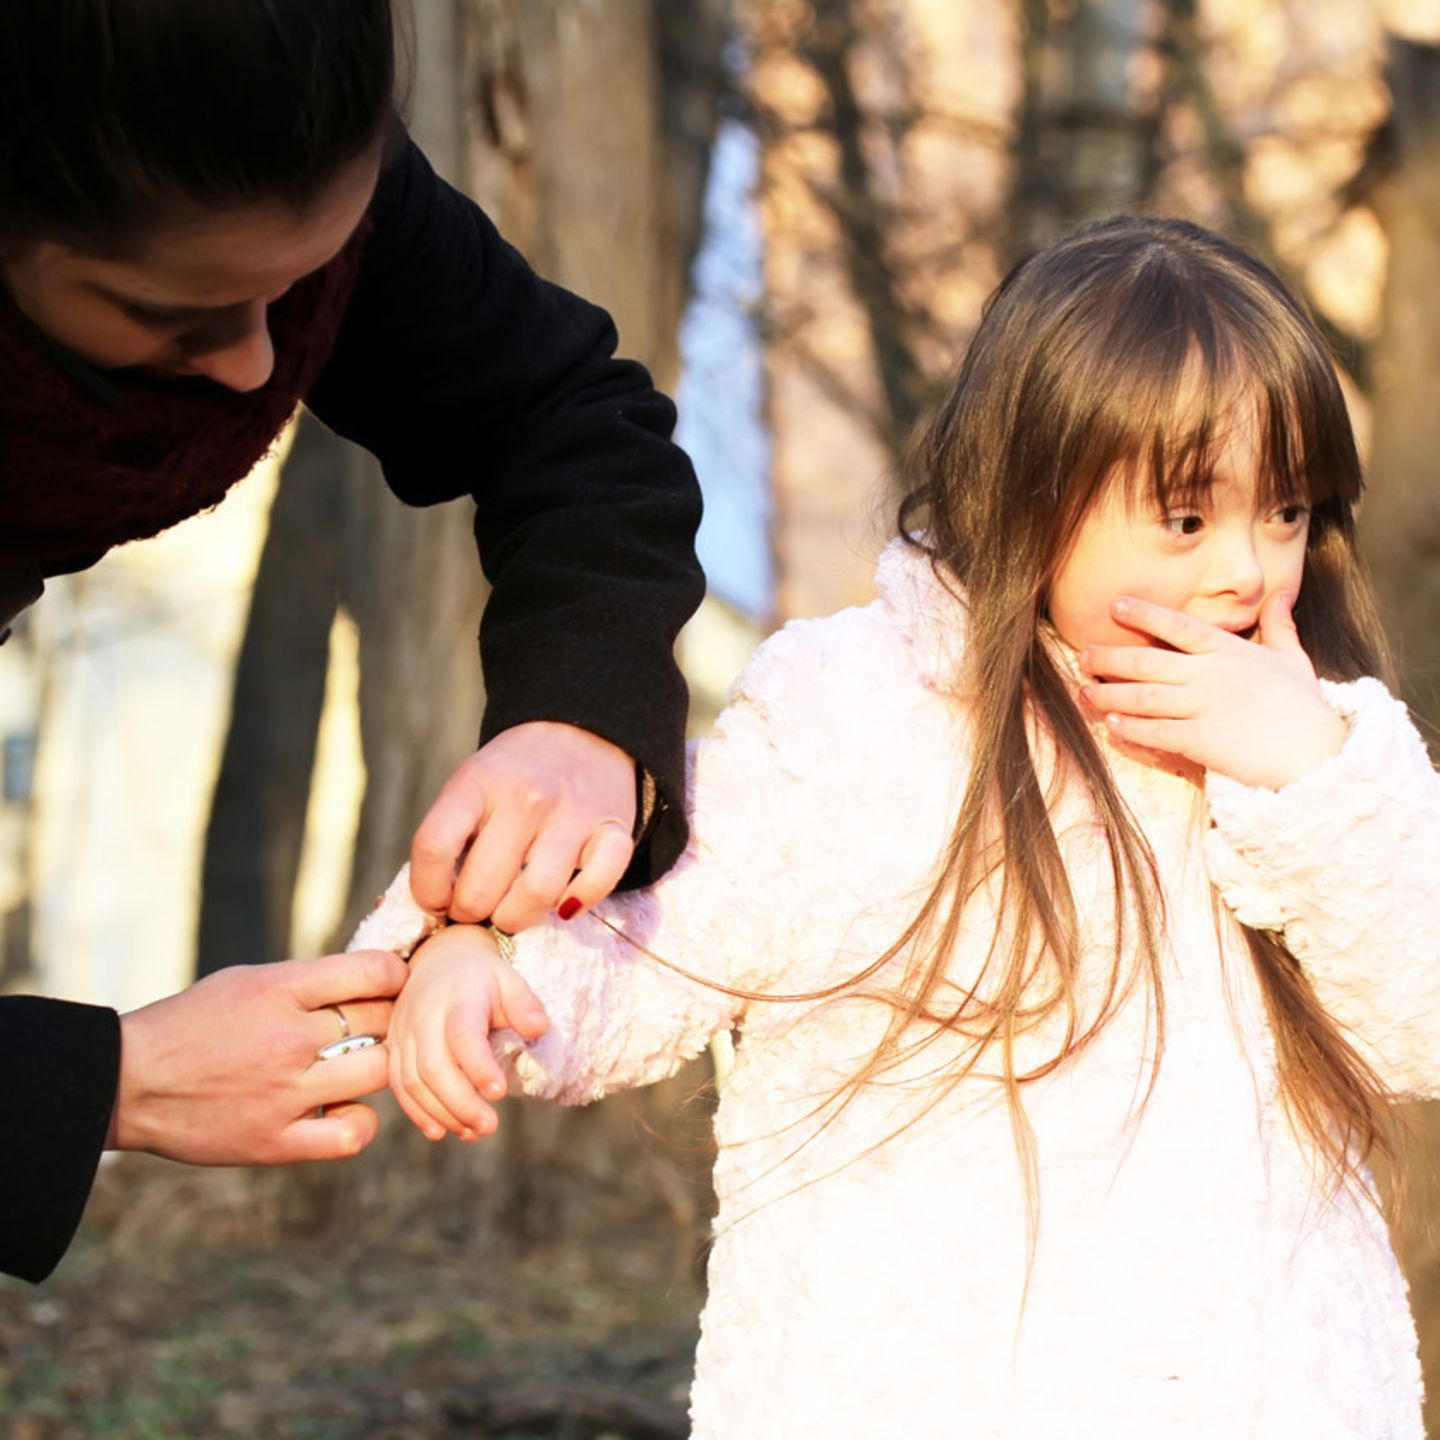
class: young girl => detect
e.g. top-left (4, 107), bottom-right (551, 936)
top-left (357, 216), bottom-right (1440, 1437)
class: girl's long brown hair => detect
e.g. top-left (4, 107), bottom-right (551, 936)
top-left (617, 216), bottom-right (1396, 1213)
top-left (881, 214), bottom-right (1396, 1198)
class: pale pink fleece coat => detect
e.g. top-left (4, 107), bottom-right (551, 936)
top-left (353, 540), bottom-right (1440, 1440)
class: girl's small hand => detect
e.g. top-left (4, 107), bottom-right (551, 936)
top-left (387, 925), bottom-right (550, 1143)
top-left (1079, 592), bottom-right (1347, 789)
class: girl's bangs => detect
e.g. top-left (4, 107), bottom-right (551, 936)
top-left (1100, 322), bottom-right (1359, 523)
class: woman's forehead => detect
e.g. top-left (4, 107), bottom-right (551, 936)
top-left (79, 151), bottom-right (379, 309)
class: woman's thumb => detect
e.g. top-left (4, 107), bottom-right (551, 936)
top-left (1258, 589), bottom-right (1300, 651)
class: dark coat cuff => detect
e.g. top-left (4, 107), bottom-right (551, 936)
top-left (0, 997), bottom-right (121, 1284)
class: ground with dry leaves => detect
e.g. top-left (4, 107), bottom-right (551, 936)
top-left (0, 1153), bottom-right (705, 1439)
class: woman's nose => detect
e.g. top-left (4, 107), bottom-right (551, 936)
top-left (183, 301), bottom-right (276, 393)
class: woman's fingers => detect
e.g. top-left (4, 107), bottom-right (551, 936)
top-left (285, 948), bottom-right (409, 1010)
top-left (285, 1102), bottom-right (382, 1163)
top-left (449, 807), bottom-right (534, 924)
top-left (486, 820), bottom-right (589, 933)
top-left (554, 821), bottom-right (634, 924)
top-left (311, 998), bottom-right (395, 1050)
top-left (308, 1040), bottom-right (391, 1105)
top-left (409, 723), bottom-right (639, 929)
top-left (409, 760), bottom-right (490, 912)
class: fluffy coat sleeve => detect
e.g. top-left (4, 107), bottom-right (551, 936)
top-left (1205, 676), bottom-right (1440, 1097)
top-left (351, 625), bottom-right (822, 1104)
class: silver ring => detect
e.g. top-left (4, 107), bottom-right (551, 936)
top-left (317, 1033), bottom-right (380, 1062)
top-left (327, 1004), bottom-right (350, 1039)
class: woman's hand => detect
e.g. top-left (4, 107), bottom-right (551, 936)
top-left (408, 721), bottom-right (638, 932)
top-left (387, 925), bottom-right (550, 1142)
top-left (1079, 592), bottom-right (1347, 790)
top-left (108, 949), bottom-right (407, 1165)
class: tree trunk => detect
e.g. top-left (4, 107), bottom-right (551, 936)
top-left (1008, 0), bottom-right (1156, 258)
top-left (1356, 35), bottom-right (1440, 1439)
top-left (195, 415), bottom-right (344, 975)
top-left (1361, 38), bottom-right (1440, 728)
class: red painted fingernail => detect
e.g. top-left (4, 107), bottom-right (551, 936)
top-left (558, 897), bottom-right (582, 921)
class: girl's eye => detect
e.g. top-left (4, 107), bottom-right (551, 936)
top-left (1274, 503), bottom-right (1311, 527)
top-left (1162, 513), bottom-right (1204, 536)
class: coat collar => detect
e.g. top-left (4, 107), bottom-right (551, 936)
top-left (873, 536), bottom-right (1091, 695)
top-left (873, 537), bottom-right (972, 695)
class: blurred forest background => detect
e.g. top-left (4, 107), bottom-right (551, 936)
top-left (4, 0), bottom-right (1440, 1435)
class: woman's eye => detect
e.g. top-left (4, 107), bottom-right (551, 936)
top-left (121, 302), bottom-right (195, 330)
top-left (1162, 513), bottom-right (1204, 536)
top-left (1274, 503), bottom-right (1311, 527)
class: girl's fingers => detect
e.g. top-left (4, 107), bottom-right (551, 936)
top-left (554, 821), bottom-right (634, 923)
top-left (411, 1021), bottom-right (496, 1137)
top-left (391, 1040), bottom-right (469, 1140)
top-left (446, 1015), bottom-right (509, 1103)
top-left (491, 964), bottom-right (550, 1041)
top-left (419, 1055), bottom-right (497, 1138)
top-left (1257, 589), bottom-right (1301, 651)
top-left (1082, 681), bottom-right (1195, 719)
top-left (1102, 711), bottom-right (1190, 753)
top-left (390, 1064), bottom-right (448, 1142)
top-left (1110, 597), bottom-right (1225, 653)
top-left (1079, 643), bottom-right (1188, 684)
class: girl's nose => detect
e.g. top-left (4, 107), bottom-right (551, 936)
top-left (1215, 531), bottom-right (1266, 604)
top-left (183, 301), bottom-right (276, 393)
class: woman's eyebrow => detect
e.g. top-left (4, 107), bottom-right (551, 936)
top-left (116, 294), bottom-right (220, 319)
top-left (92, 282), bottom-right (228, 320)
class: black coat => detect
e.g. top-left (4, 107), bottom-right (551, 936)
top-left (0, 137), bottom-right (704, 1283)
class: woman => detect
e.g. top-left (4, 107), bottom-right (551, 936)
top-left (0, 0), bottom-right (703, 1283)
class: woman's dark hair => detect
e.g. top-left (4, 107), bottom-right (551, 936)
top-left (0, 0), bottom-right (396, 250)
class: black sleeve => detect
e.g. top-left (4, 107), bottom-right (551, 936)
top-left (306, 137), bottom-right (705, 886)
top-left (0, 996), bottom-right (120, 1284)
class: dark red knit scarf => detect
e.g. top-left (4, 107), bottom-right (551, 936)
top-left (0, 220), bottom-right (369, 567)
